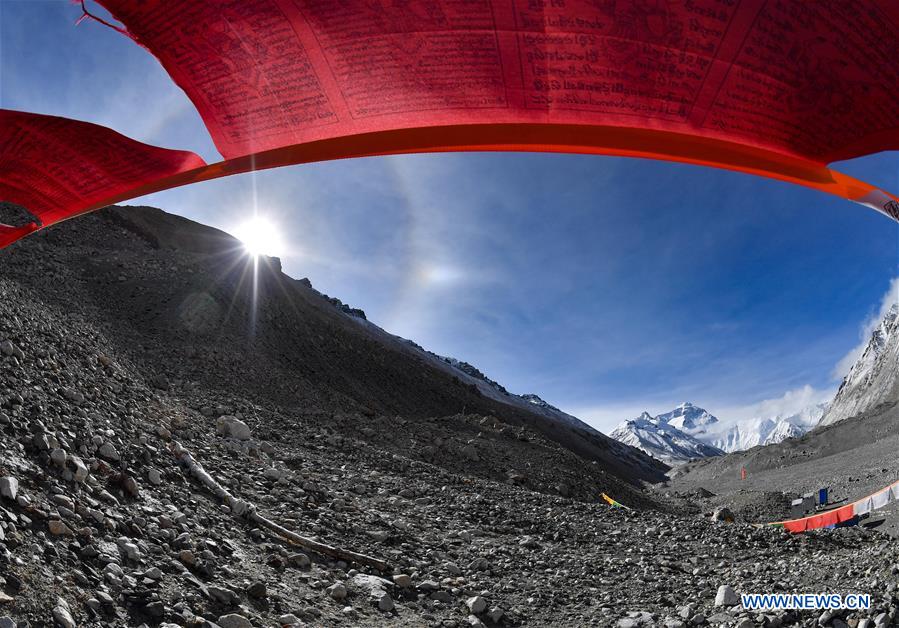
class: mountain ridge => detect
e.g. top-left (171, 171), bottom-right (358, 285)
top-left (819, 303), bottom-right (899, 426)
top-left (0, 202), bottom-right (666, 488)
top-left (609, 408), bottom-right (724, 464)
top-left (610, 401), bottom-right (829, 464)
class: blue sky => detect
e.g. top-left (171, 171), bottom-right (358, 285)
top-left (2, 1), bottom-right (897, 431)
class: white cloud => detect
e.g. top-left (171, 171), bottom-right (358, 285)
top-left (832, 277), bottom-right (899, 379)
top-left (570, 383), bottom-right (838, 434)
top-left (714, 384), bottom-right (835, 424)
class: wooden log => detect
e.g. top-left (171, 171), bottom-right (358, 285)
top-left (170, 441), bottom-right (390, 573)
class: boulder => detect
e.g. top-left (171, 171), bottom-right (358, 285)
top-left (0, 477), bottom-right (17, 500)
top-left (714, 585), bottom-right (739, 606)
top-left (216, 416), bottom-right (252, 440)
top-left (711, 507), bottom-right (735, 523)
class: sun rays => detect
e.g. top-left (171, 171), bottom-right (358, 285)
top-left (232, 216), bottom-right (285, 258)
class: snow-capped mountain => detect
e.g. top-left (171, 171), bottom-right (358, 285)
top-left (610, 409), bottom-right (724, 464)
top-left (819, 303), bottom-right (899, 426)
top-left (610, 401), bottom-right (829, 463)
top-left (704, 403), bottom-right (828, 452)
top-left (655, 402), bottom-right (719, 434)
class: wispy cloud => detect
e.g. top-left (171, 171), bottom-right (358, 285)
top-left (712, 384), bottom-right (835, 424)
top-left (572, 383), bottom-right (837, 434)
top-left (571, 277), bottom-right (899, 434)
top-left (832, 276), bottom-right (899, 379)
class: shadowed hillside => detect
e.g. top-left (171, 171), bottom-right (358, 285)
top-left (0, 203), bottom-right (666, 489)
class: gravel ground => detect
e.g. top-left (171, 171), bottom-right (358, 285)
top-left (1, 205), bottom-right (899, 627)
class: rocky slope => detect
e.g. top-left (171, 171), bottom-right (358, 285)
top-left (0, 273), bottom-right (664, 627)
top-left (2, 204), bottom-right (899, 628)
top-left (819, 303), bottom-right (899, 426)
top-left (0, 203), bottom-right (664, 487)
top-left (352, 324), bottom-right (626, 448)
top-left (2, 278), bottom-right (899, 628)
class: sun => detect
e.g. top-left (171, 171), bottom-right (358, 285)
top-left (232, 216), bottom-right (285, 257)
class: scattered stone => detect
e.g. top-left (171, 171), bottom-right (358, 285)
top-left (712, 507), bottom-right (735, 523)
top-left (0, 477), bottom-right (17, 500)
top-left (378, 594), bottom-right (395, 612)
top-left (98, 442), bottom-right (120, 461)
top-left (147, 467), bottom-right (162, 485)
top-left (48, 520), bottom-right (74, 536)
top-left (247, 581), bottom-right (267, 599)
top-left (714, 585), bottom-right (739, 607)
top-left (466, 595), bottom-right (487, 614)
top-left (216, 416), bottom-right (252, 440)
top-left (50, 448), bottom-right (67, 467)
top-left (208, 585), bottom-right (241, 606)
top-left (65, 455), bottom-right (89, 482)
top-left (350, 573), bottom-right (395, 611)
top-left (52, 598), bottom-right (76, 628)
top-left (217, 614), bottom-right (253, 628)
top-left (327, 582), bottom-right (348, 601)
top-left (287, 552), bottom-right (311, 568)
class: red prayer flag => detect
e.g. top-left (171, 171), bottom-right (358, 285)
top-left (3, 1), bottom-right (899, 249)
top-left (0, 110), bottom-right (205, 233)
top-left (93, 0), bottom-right (899, 220)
